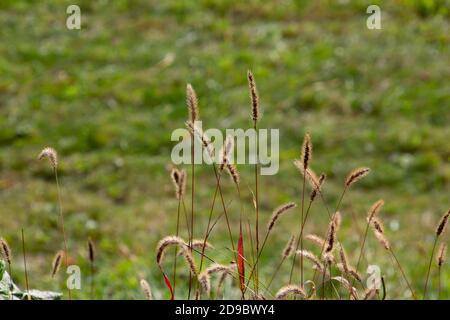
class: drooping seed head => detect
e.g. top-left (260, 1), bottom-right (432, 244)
top-left (198, 271), bottom-right (211, 296)
top-left (296, 250), bottom-right (324, 273)
top-left (345, 167), bottom-right (370, 188)
top-left (305, 234), bottom-right (326, 247)
top-left (156, 236), bottom-right (187, 265)
top-left (367, 199), bottom-right (385, 223)
top-left (140, 279), bottom-right (153, 300)
top-left (182, 248), bottom-right (198, 276)
top-left (267, 202), bottom-right (296, 231)
top-left (38, 147), bottom-right (58, 169)
top-left (247, 70), bottom-right (259, 123)
top-left (170, 167), bottom-right (186, 200)
top-left (275, 284), bottom-right (305, 300)
top-left (186, 83), bottom-right (199, 122)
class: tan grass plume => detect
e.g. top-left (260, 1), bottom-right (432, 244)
top-left (140, 279), bottom-right (153, 300)
top-left (345, 167), bottom-right (370, 188)
top-left (0, 237), bottom-right (11, 265)
top-left (267, 202), bottom-right (296, 231)
top-left (38, 147), bottom-right (58, 169)
top-left (51, 250), bottom-right (64, 278)
top-left (247, 70), bottom-right (259, 123)
top-left (275, 284), bottom-right (305, 300)
top-left (186, 84), bottom-right (199, 122)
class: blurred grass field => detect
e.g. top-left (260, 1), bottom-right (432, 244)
top-left (0, 0), bottom-right (449, 299)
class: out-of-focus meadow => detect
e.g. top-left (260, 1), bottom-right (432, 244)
top-left (0, 0), bottom-right (449, 299)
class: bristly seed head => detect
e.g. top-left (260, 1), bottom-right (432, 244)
top-left (51, 250), bottom-right (64, 278)
top-left (437, 243), bottom-right (447, 267)
top-left (267, 202), bottom-right (296, 231)
top-left (282, 235), bottom-right (296, 258)
top-left (345, 167), bottom-right (370, 188)
top-left (186, 83), bottom-right (199, 122)
top-left (367, 199), bottom-right (385, 223)
top-left (275, 284), bottom-right (305, 300)
top-left (247, 70), bottom-right (259, 123)
top-left (220, 135), bottom-right (234, 172)
top-left (38, 147), bottom-right (58, 169)
top-left (310, 173), bottom-right (326, 202)
top-left (0, 238), bottom-right (11, 265)
top-left (156, 236), bottom-right (187, 265)
top-left (170, 167), bottom-right (186, 200)
top-left (301, 133), bottom-right (312, 170)
top-left (226, 163), bottom-right (240, 186)
top-left (140, 279), bottom-right (153, 300)
top-left (88, 238), bottom-right (95, 264)
top-left (436, 209), bottom-right (450, 237)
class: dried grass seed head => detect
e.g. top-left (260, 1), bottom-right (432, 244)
top-left (140, 279), bottom-right (153, 300)
top-left (267, 202), bottom-right (296, 231)
top-left (247, 70), bottom-right (259, 123)
top-left (0, 238), bottom-right (11, 265)
top-left (38, 147), bottom-right (58, 169)
top-left (345, 167), bottom-right (370, 188)
top-left (186, 83), bottom-right (199, 122)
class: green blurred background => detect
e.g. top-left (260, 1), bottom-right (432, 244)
top-left (0, 0), bottom-right (449, 299)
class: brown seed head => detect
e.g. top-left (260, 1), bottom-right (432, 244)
top-left (0, 238), bottom-right (11, 265)
top-left (267, 202), bottom-right (296, 231)
top-left (345, 167), bottom-right (370, 188)
top-left (38, 147), bottom-right (58, 169)
top-left (186, 83), bottom-right (199, 122)
top-left (247, 70), bottom-right (259, 123)
top-left (51, 250), bottom-right (64, 278)
top-left (301, 133), bottom-right (312, 169)
top-left (436, 209), bottom-right (450, 237)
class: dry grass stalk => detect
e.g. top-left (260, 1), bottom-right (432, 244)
top-left (140, 279), bottom-right (153, 300)
top-left (275, 284), bottom-right (305, 300)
